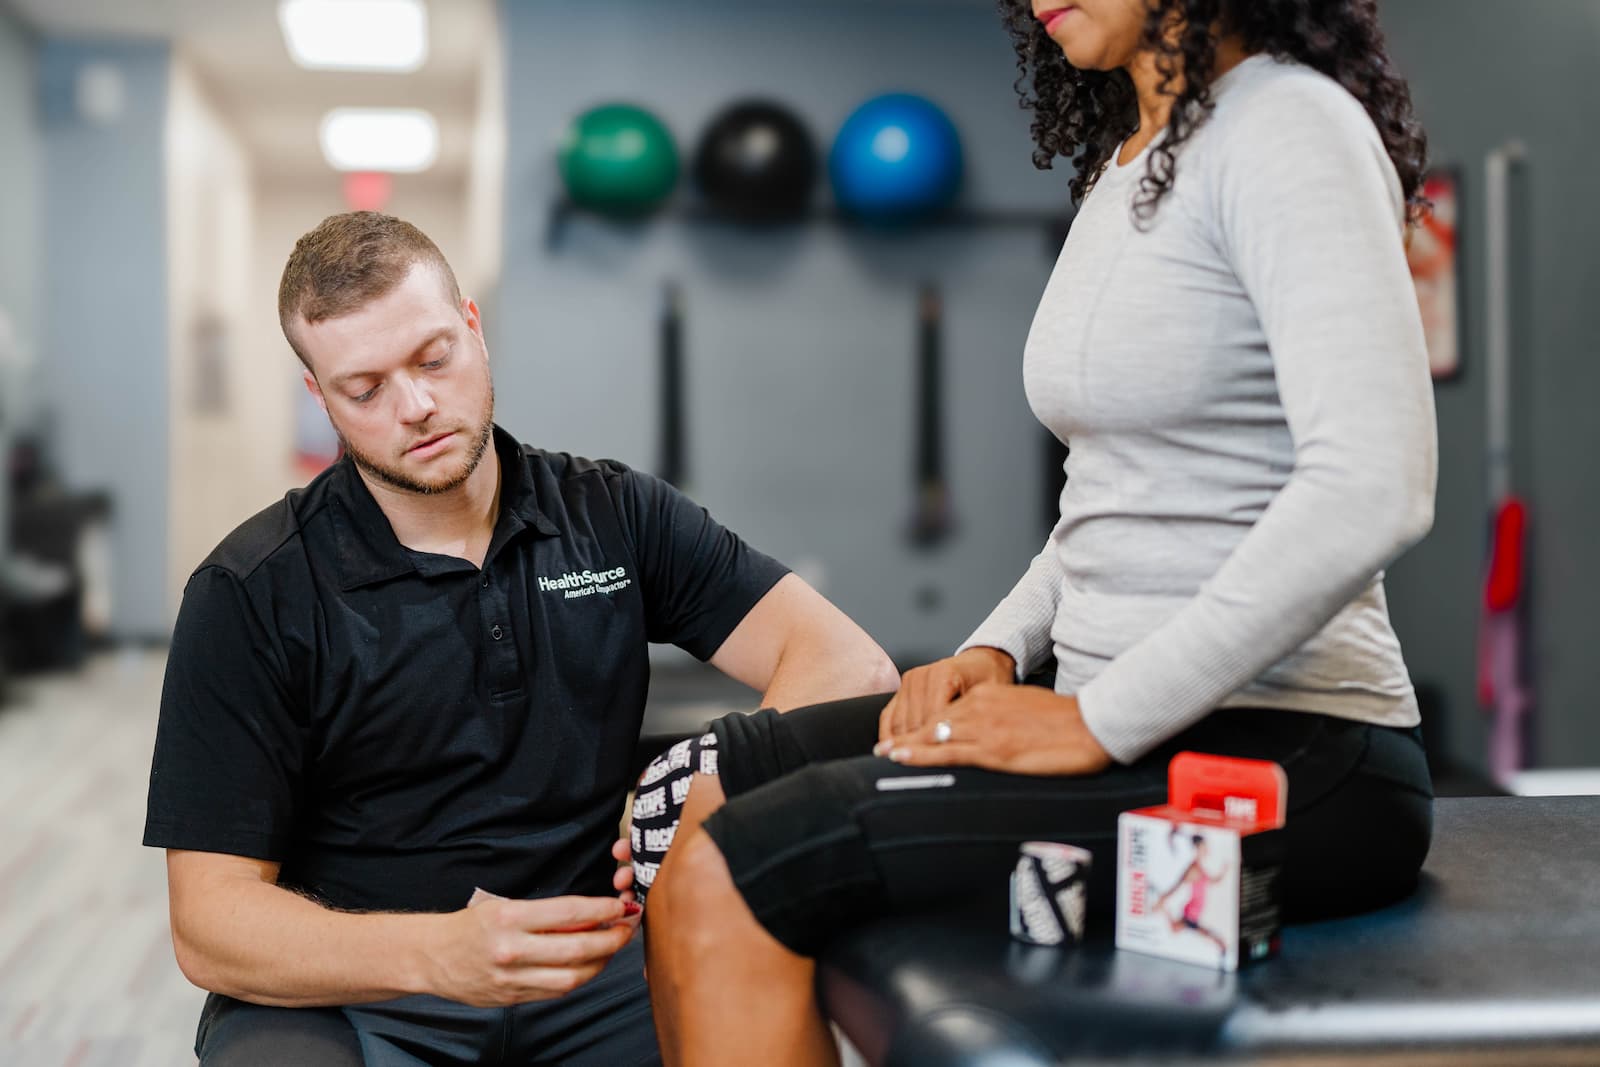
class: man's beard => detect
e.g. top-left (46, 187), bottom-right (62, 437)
top-left (332, 384), bottom-right (496, 496)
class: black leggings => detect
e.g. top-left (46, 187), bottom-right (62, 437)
top-left (695, 695), bottom-right (1433, 956)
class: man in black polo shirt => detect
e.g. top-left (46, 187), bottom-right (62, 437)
top-left (144, 212), bottom-right (899, 1066)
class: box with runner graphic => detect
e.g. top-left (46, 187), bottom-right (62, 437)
top-left (1116, 752), bottom-right (1287, 971)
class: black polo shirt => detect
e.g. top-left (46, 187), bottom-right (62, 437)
top-left (144, 426), bottom-right (787, 913)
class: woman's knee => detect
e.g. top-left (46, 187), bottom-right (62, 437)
top-left (631, 732), bottom-right (724, 903)
top-left (650, 824), bottom-right (741, 931)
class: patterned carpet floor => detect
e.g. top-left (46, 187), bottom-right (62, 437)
top-left (0, 650), bottom-right (866, 1067)
top-left (0, 650), bottom-right (204, 1067)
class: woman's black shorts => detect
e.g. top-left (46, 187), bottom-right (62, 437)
top-left (700, 693), bottom-right (1433, 957)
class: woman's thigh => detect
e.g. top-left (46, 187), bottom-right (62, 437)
top-left (1276, 721), bottom-right (1433, 919)
top-left (703, 700), bottom-right (1428, 956)
top-left (710, 692), bottom-right (888, 797)
top-left (700, 750), bottom-right (1168, 955)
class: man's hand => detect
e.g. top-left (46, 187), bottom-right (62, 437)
top-left (426, 893), bottom-right (641, 1008)
top-left (877, 683), bottom-right (1112, 777)
top-left (611, 836), bottom-right (636, 901)
top-left (875, 647), bottom-right (1016, 749)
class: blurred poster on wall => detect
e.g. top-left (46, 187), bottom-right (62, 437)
top-left (1408, 169), bottom-right (1461, 381)
top-left (293, 381), bottom-right (341, 480)
top-left (190, 310), bottom-right (230, 416)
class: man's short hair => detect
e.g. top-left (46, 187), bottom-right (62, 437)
top-left (278, 211), bottom-right (462, 370)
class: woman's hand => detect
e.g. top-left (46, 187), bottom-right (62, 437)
top-left (877, 682), bottom-right (1113, 777)
top-left (876, 647), bottom-right (1017, 748)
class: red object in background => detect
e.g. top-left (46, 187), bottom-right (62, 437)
top-left (1484, 498), bottom-right (1527, 611)
top-left (293, 379), bottom-right (343, 481)
top-left (343, 171), bottom-right (393, 212)
top-left (294, 446), bottom-right (343, 481)
top-left (1408, 169), bottom-right (1461, 381)
top-left (1477, 495), bottom-right (1530, 715)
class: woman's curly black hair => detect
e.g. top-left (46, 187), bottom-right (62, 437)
top-left (997, 0), bottom-right (1428, 223)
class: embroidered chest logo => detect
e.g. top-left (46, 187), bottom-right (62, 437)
top-left (536, 565), bottom-right (631, 600)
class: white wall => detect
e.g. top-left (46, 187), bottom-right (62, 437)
top-left (165, 52), bottom-right (269, 613)
top-left (463, 5), bottom-right (506, 314)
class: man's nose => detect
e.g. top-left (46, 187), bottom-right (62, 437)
top-left (396, 373), bottom-right (437, 422)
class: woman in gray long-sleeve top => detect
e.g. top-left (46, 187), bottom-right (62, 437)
top-left (638, 3), bottom-right (1439, 1062)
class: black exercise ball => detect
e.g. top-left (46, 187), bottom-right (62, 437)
top-left (692, 100), bottom-right (818, 223)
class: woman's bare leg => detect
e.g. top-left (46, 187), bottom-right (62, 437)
top-left (645, 774), bottom-right (839, 1067)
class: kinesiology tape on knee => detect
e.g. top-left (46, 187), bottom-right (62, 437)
top-left (630, 731), bottom-right (719, 904)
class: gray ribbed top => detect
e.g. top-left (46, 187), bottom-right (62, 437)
top-left (959, 55), bottom-right (1437, 762)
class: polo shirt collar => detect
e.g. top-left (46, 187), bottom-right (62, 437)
top-left (491, 425), bottom-right (563, 544)
top-left (331, 425), bottom-right (560, 591)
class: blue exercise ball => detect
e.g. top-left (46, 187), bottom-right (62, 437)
top-left (829, 93), bottom-right (963, 222)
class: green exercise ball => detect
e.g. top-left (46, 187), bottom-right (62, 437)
top-left (558, 104), bottom-right (679, 216)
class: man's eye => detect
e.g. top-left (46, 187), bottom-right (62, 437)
top-left (351, 386), bottom-right (378, 403)
top-left (422, 358), bottom-right (446, 369)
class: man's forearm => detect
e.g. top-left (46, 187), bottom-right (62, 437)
top-left (707, 573), bottom-right (902, 711)
top-left (760, 630), bottom-right (900, 711)
top-left (172, 875), bottom-right (447, 1007)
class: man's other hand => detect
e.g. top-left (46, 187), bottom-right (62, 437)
top-left (428, 893), bottom-right (641, 1007)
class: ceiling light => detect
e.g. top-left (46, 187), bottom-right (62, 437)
top-left (279, 0), bottom-right (428, 73)
top-left (319, 108), bottom-right (439, 173)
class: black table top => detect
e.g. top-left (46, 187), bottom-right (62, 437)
top-left (819, 795), bottom-right (1600, 1066)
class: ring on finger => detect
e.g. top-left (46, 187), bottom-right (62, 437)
top-left (933, 720), bottom-right (953, 744)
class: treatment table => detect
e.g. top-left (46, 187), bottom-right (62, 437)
top-left (819, 795), bottom-right (1600, 1065)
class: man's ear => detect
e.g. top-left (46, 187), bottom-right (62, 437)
top-left (303, 367), bottom-right (329, 415)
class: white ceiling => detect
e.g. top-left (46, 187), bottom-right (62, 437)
top-left (4, 0), bottom-right (999, 182)
top-left (6, 0), bottom-right (493, 183)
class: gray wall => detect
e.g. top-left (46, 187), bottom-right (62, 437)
top-left (499, 0), bottom-right (1067, 661)
top-left (0, 7), bottom-right (39, 364)
top-left (1381, 1), bottom-right (1600, 771)
top-left (501, 1), bottom-right (1600, 768)
top-left (37, 39), bottom-right (170, 639)
top-left (0, 5), bottom-right (40, 561)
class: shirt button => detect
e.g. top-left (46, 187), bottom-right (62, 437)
top-left (490, 624), bottom-right (504, 641)
top-left (480, 573), bottom-right (489, 588)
